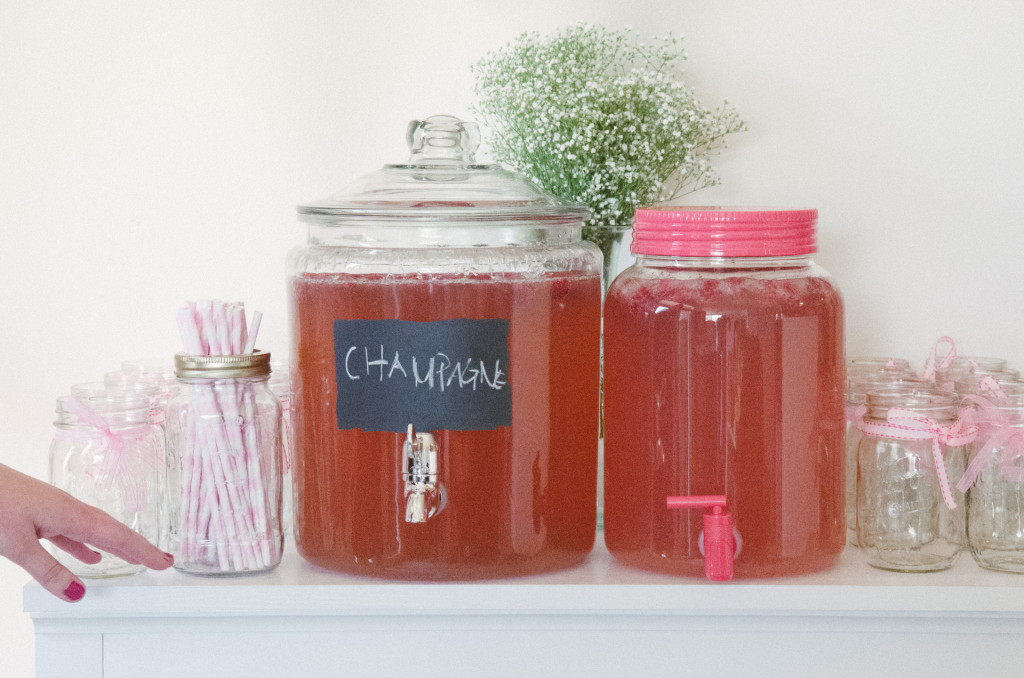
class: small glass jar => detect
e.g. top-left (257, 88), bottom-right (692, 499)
top-left (935, 356), bottom-right (1009, 391)
top-left (164, 350), bottom-right (283, 575)
top-left (847, 357), bottom-right (913, 382)
top-left (48, 391), bottom-right (164, 577)
top-left (603, 207), bottom-right (846, 579)
top-left (856, 388), bottom-right (970, 572)
top-left (961, 382), bottom-right (1024, 572)
top-left (844, 372), bottom-right (928, 541)
top-left (105, 369), bottom-right (171, 426)
top-left (268, 359), bottom-right (292, 535)
top-left (119, 361), bottom-right (176, 410)
top-left (953, 370), bottom-right (1021, 397)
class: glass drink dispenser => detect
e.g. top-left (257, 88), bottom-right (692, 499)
top-left (603, 207), bottom-right (846, 579)
top-left (288, 115), bottom-right (602, 579)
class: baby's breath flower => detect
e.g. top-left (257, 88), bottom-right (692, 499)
top-left (472, 24), bottom-right (744, 257)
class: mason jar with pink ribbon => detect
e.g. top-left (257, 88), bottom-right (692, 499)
top-left (921, 335), bottom-right (1009, 392)
top-left (953, 370), bottom-right (1022, 398)
top-left (845, 363), bottom-right (924, 542)
top-left (957, 383), bottom-right (1024, 573)
top-left (48, 392), bottom-right (165, 577)
top-left (856, 387), bottom-right (976, 572)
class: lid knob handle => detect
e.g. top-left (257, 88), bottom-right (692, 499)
top-left (406, 115), bottom-right (480, 165)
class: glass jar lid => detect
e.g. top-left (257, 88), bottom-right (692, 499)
top-left (297, 115), bottom-right (589, 232)
top-left (175, 350), bottom-right (271, 379)
top-left (631, 207), bottom-right (817, 258)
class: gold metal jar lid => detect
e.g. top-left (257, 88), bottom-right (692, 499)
top-left (174, 350), bottom-right (271, 379)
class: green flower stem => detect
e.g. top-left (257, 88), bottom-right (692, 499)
top-left (584, 223), bottom-right (631, 294)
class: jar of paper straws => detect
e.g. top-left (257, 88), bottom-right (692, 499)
top-left (164, 301), bottom-right (284, 575)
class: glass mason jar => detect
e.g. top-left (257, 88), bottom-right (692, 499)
top-left (48, 391), bottom-right (164, 577)
top-left (934, 356), bottom-right (1009, 392)
top-left (960, 382), bottom-right (1024, 572)
top-left (845, 372), bottom-right (928, 541)
top-left (856, 388), bottom-right (971, 572)
top-left (953, 370), bottom-right (1021, 398)
top-left (164, 351), bottom-right (283, 575)
top-left (603, 207), bottom-right (846, 578)
top-left (847, 357), bottom-right (913, 382)
top-left (119, 361), bottom-right (176, 411)
top-left (105, 367), bottom-right (172, 426)
top-left (288, 115), bottom-right (602, 580)
top-left (268, 359), bottom-right (293, 536)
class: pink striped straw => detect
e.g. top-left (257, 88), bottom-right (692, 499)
top-left (229, 303), bottom-right (246, 354)
top-left (244, 311), bottom-right (262, 354)
top-left (176, 307), bottom-right (204, 355)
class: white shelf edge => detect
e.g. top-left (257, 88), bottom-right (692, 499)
top-left (25, 538), bottom-right (1024, 621)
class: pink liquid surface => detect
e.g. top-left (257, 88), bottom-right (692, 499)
top-left (290, 272), bottom-right (601, 579)
top-left (603, 269), bottom-right (845, 578)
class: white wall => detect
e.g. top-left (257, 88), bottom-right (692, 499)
top-left (2, 1), bottom-right (1022, 674)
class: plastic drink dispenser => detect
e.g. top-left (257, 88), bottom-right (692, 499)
top-left (288, 116), bottom-right (602, 579)
top-left (604, 207), bottom-right (846, 579)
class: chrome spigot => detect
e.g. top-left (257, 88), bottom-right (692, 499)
top-left (403, 424), bottom-right (445, 523)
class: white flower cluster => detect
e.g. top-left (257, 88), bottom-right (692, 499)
top-left (472, 24), bottom-right (744, 246)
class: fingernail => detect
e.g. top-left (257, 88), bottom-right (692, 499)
top-left (63, 581), bottom-right (86, 602)
top-left (162, 552), bottom-right (174, 563)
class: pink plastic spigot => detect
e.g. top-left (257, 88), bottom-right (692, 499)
top-left (666, 495), bottom-right (736, 582)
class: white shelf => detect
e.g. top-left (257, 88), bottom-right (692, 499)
top-left (25, 537), bottom-right (1024, 678)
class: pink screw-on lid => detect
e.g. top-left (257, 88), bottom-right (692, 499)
top-left (631, 207), bottom-right (818, 258)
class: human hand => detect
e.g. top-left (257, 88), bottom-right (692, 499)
top-left (0, 462), bottom-right (173, 602)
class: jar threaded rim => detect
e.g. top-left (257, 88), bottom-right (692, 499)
top-left (174, 350), bottom-right (271, 379)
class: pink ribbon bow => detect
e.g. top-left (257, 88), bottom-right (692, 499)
top-left (54, 396), bottom-right (158, 513)
top-left (858, 407), bottom-right (977, 510)
top-left (977, 375), bottom-right (1007, 400)
top-left (956, 395), bottom-right (1024, 492)
top-left (920, 336), bottom-right (957, 386)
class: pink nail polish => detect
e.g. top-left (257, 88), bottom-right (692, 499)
top-left (63, 581), bottom-right (86, 602)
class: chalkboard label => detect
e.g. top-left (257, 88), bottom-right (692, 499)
top-left (333, 318), bottom-right (512, 433)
